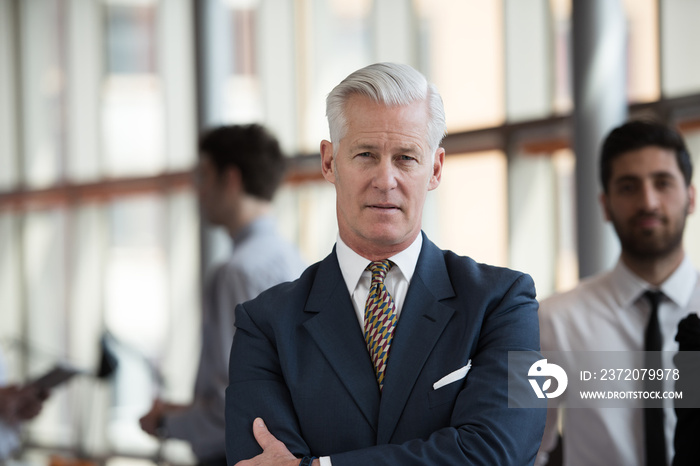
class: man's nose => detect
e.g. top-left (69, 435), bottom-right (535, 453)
top-left (640, 182), bottom-right (661, 210)
top-left (373, 158), bottom-right (398, 191)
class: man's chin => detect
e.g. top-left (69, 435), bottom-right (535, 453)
top-left (358, 227), bottom-right (413, 246)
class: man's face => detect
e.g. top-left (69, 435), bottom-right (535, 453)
top-left (321, 94), bottom-right (444, 259)
top-left (195, 155), bottom-right (234, 226)
top-left (601, 146), bottom-right (695, 261)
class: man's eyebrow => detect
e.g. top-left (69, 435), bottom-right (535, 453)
top-left (349, 143), bottom-right (379, 152)
top-left (612, 171), bottom-right (677, 183)
top-left (396, 145), bottom-right (421, 154)
top-left (348, 143), bottom-right (421, 154)
top-left (612, 175), bottom-right (640, 184)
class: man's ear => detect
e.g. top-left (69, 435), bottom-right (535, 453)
top-left (599, 191), bottom-right (612, 222)
top-left (320, 140), bottom-right (336, 184)
top-left (428, 148), bottom-right (445, 191)
top-left (221, 165), bottom-right (243, 193)
top-left (688, 184), bottom-right (696, 215)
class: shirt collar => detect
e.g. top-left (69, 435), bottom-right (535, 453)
top-left (335, 233), bottom-right (423, 294)
top-left (611, 255), bottom-right (698, 309)
top-left (659, 255), bottom-right (698, 308)
top-left (232, 215), bottom-right (275, 245)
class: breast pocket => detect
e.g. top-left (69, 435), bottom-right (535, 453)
top-left (428, 377), bottom-right (465, 408)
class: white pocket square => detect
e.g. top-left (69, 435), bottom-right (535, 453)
top-left (433, 360), bottom-right (472, 390)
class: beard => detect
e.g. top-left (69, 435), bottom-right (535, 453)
top-left (609, 205), bottom-right (689, 261)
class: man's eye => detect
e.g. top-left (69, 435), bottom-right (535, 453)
top-left (356, 152), bottom-right (371, 158)
top-left (615, 183), bottom-right (635, 194)
top-left (399, 155), bottom-right (415, 162)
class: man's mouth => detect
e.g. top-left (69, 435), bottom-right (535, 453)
top-left (634, 214), bottom-right (664, 228)
top-left (368, 204), bottom-right (400, 211)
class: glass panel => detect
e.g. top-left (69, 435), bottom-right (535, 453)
top-left (257, 0), bottom-right (297, 153)
top-left (104, 195), bottom-right (169, 454)
top-left (159, 0), bottom-right (197, 171)
top-left (0, 213), bottom-right (22, 374)
top-left (273, 181), bottom-right (337, 264)
top-left (508, 153), bottom-right (557, 297)
top-left (426, 151), bottom-right (508, 266)
top-left (0, 0), bottom-right (18, 190)
top-left (507, 149), bottom-right (578, 299)
top-left (66, 0), bottom-right (102, 183)
top-left (102, 0), bottom-right (166, 177)
top-left (550, 0), bottom-right (572, 114)
top-left (683, 127), bottom-right (700, 270)
top-left (96, 191), bottom-right (198, 461)
top-left (22, 208), bottom-right (72, 446)
top-left (415, 0), bottom-right (505, 131)
top-left (661, 0), bottom-right (700, 97)
top-left (552, 149), bottom-right (578, 292)
top-left (65, 203), bottom-right (110, 456)
top-left (161, 191), bottom-right (200, 404)
top-left (19, 0), bottom-right (66, 188)
top-left (505, 0), bottom-right (552, 122)
top-left (372, 0), bottom-right (417, 64)
top-left (298, 0), bottom-right (373, 152)
top-left (622, 0), bottom-right (660, 103)
top-left (223, 0), bottom-right (263, 123)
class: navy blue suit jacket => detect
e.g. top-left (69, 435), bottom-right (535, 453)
top-left (226, 234), bottom-right (546, 465)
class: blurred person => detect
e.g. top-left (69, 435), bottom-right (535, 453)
top-left (140, 124), bottom-right (306, 466)
top-left (0, 350), bottom-right (48, 460)
top-left (225, 63), bottom-right (546, 466)
top-left (536, 120), bottom-right (699, 466)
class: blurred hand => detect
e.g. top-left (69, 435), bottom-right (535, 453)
top-left (0, 385), bottom-right (22, 423)
top-left (0, 384), bottom-right (48, 423)
top-left (139, 399), bottom-right (165, 436)
top-left (139, 399), bottom-right (187, 436)
top-left (15, 385), bottom-right (48, 420)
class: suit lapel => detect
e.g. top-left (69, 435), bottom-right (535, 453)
top-left (377, 235), bottom-right (456, 444)
top-left (302, 249), bottom-right (381, 431)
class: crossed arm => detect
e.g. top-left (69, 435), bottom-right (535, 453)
top-left (234, 418), bottom-right (318, 466)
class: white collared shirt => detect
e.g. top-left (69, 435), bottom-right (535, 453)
top-left (537, 256), bottom-right (700, 466)
top-left (335, 233), bottom-right (422, 329)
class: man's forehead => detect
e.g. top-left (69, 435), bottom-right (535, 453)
top-left (610, 147), bottom-right (680, 176)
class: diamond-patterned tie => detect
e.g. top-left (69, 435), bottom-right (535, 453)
top-left (364, 260), bottom-right (398, 391)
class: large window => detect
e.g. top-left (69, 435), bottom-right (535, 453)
top-left (3, 0), bottom-right (700, 463)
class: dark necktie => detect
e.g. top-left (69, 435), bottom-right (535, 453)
top-left (644, 290), bottom-right (667, 466)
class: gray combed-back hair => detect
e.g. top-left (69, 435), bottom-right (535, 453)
top-left (326, 62), bottom-right (447, 153)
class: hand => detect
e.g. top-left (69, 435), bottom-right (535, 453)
top-left (139, 399), bottom-right (166, 436)
top-left (15, 385), bottom-right (48, 420)
top-left (139, 399), bottom-right (188, 436)
top-left (0, 385), bottom-right (22, 423)
top-left (0, 385), bottom-right (48, 423)
top-left (234, 418), bottom-right (302, 466)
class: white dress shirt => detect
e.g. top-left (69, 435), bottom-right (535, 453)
top-left (537, 256), bottom-right (700, 466)
top-left (317, 234), bottom-right (423, 466)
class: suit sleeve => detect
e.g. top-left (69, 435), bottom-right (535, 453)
top-left (226, 301), bottom-right (310, 463)
top-left (327, 273), bottom-right (547, 465)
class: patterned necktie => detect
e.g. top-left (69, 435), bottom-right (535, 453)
top-left (643, 290), bottom-right (666, 466)
top-left (364, 260), bottom-right (398, 391)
